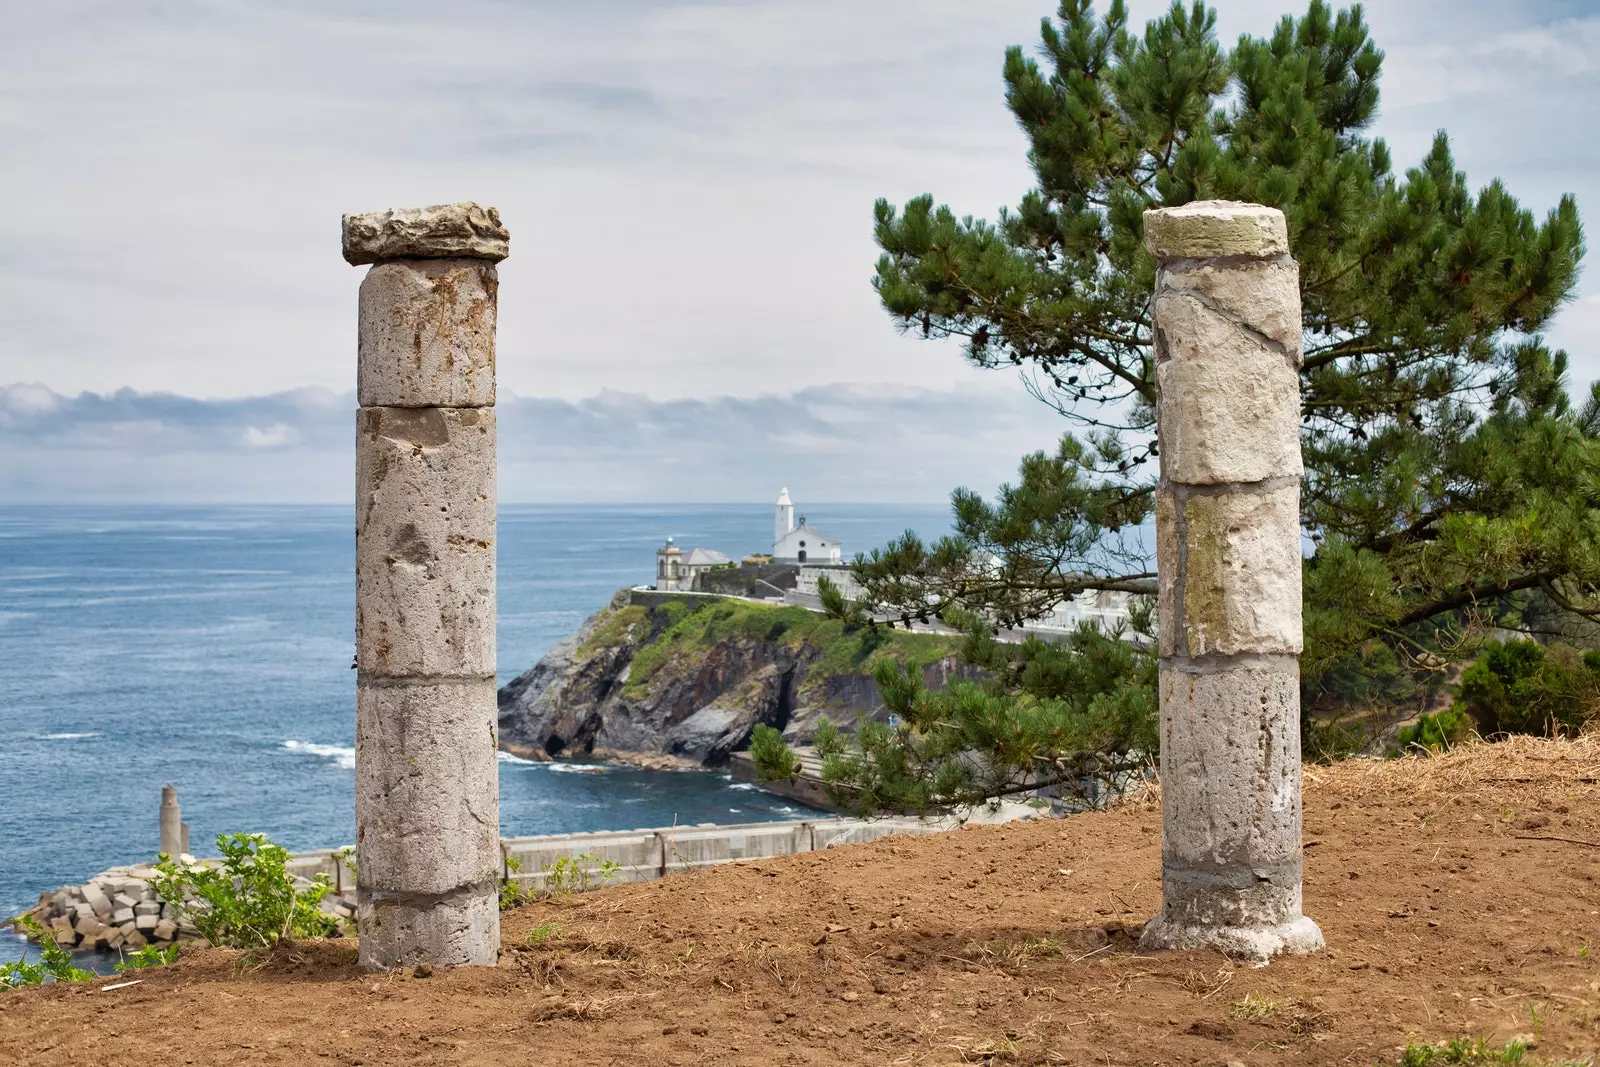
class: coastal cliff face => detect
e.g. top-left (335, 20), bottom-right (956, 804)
top-left (497, 591), bottom-right (974, 766)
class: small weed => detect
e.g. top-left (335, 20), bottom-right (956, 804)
top-left (1229, 992), bottom-right (1280, 1020)
top-left (524, 921), bottom-right (563, 947)
top-left (0, 916), bottom-right (94, 989)
top-left (1384, 1036), bottom-right (1593, 1066)
top-left (500, 856), bottom-right (531, 911)
top-left (542, 853), bottom-right (622, 897)
top-left (116, 943), bottom-right (178, 972)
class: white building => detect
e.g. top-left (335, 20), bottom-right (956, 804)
top-left (654, 539), bottom-right (733, 591)
top-left (654, 538), bottom-right (685, 591)
top-left (771, 487), bottom-right (842, 564)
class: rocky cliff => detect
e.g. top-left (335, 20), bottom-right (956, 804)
top-left (497, 591), bottom-right (975, 767)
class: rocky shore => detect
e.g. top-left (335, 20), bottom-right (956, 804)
top-left (497, 590), bottom-right (977, 768)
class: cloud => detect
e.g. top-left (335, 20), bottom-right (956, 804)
top-left (0, 379), bottom-right (1067, 504)
top-left (1, 0), bottom-right (1594, 401)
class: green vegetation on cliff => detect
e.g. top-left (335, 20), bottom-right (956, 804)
top-left (593, 596), bottom-right (958, 699)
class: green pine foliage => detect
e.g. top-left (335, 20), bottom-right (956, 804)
top-left (149, 833), bottom-right (341, 949)
top-left (753, 606), bottom-right (1158, 813)
top-left (819, 0), bottom-right (1592, 803)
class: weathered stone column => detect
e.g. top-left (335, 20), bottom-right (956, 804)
top-left (343, 203), bottom-right (508, 970)
top-left (1139, 201), bottom-right (1323, 963)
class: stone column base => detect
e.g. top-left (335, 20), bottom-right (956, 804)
top-left (1139, 912), bottom-right (1323, 964)
top-left (357, 885), bottom-right (500, 971)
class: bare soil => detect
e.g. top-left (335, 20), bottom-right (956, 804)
top-left (3, 736), bottom-right (1599, 1066)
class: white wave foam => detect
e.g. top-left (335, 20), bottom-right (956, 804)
top-left (725, 782), bottom-right (757, 792)
top-left (282, 739), bottom-right (355, 769)
top-left (38, 732), bottom-right (98, 740)
top-left (545, 762), bottom-right (609, 774)
top-left (496, 751), bottom-right (542, 765)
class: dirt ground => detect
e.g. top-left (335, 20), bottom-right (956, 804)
top-left (3, 736), bottom-right (1598, 1066)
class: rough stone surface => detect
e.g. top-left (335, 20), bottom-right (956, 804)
top-left (358, 259), bottom-right (498, 408)
top-left (1145, 200), bottom-right (1288, 260)
top-left (1144, 663), bottom-right (1322, 961)
top-left (1157, 256), bottom-right (1302, 363)
top-left (355, 678), bottom-right (501, 896)
top-left (1154, 293), bottom-right (1301, 485)
top-left (355, 406), bottom-right (496, 678)
top-left (1159, 486), bottom-right (1303, 659)
top-left (357, 885), bottom-right (500, 971)
top-left (342, 203), bottom-right (509, 265)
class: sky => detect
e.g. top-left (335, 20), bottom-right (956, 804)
top-left (1, 0), bottom-right (1596, 502)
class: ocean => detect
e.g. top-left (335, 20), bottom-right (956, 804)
top-left (0, 502), bottom-right (951, 963)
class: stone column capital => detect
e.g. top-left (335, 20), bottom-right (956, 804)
top-left (342, 203), bottom-right (510, 265)
top-left (1144, 200), bottom-right (1288, 260)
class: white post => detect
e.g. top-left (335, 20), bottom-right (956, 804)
top-left (1139, 201), bottom-right (1323, 963)
top-left (344, 203), bottom-right (508, 970)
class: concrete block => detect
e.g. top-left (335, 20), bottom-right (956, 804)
top-left (1166, 486), bottom-right (1303, 658)
top-left (355, 678), bottom-right (501, 897)
top-left (81, 884), bottom-right (111, 917)
top-left (123, 930), bottom-right (147, 950)
top-left (1155, 293), bottom-right (1301, 485)
top-left (53, 927), bottom-right (77, 947)
top-left (357, 885), bottom-right (499, 971)
top-left (112, 907), bottom-right (135, 925)
top-left (135, 912), bottom-right (158, 932)
top-left (342, 203), bottom-right (509, 266)
top-left (358, 259), bottom-right (498, 408)
top-left (1145, 200), bottom-right (1288, 259)
top-left (113, 893), bottom-right (139, 909)
top-left (355, 406), bottom-right (496, 678)
top-left (153, 920), bottom-right (177, 941)
top-left (134, 901), bottom-right (160, 918)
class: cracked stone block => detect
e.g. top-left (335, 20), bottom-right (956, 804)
top-left (1154, 292), bottom-right (1301, 486)
top-left (358, 259), bottom-right (498, 409)
top-left (355, 678), bottom-right (501, 898)
top-left (1162, 486), bottom-right (1303, 658)
top-left (355, 406), bottom-right (496, 679)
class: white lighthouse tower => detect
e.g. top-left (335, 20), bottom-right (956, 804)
top-left (774, 486), bottom-right (795, 546)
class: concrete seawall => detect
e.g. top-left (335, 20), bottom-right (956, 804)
top-left (22, 815), bottom-right (959, 948)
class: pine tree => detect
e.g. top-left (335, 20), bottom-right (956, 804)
top-left (754, 0), bottom-right (1593, 811)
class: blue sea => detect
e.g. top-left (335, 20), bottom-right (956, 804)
top-left (0, 502), bottom-right (951, 963)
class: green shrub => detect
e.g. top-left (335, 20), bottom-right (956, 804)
top-left (0, 916), bottom-right (94, 989)
top-left (1395, 706), bottom-right (1476, 752)
top-left (1454, 639), bottom-right (1600, 737)
top-left (148, 833), bottom-right (341, 949)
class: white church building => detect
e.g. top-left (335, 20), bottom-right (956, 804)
top-left (771, 487), bottom-right (841, 565)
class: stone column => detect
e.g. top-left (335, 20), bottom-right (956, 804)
top-left (159, 784), bottom-right (182, 858)
top-left (1139, 201), bottom-right (1323, 963)
top-left (343, 203), bottom-right (508, 970)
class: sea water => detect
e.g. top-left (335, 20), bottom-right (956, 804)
top-left (0, 503), bottom-right (950, 962)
